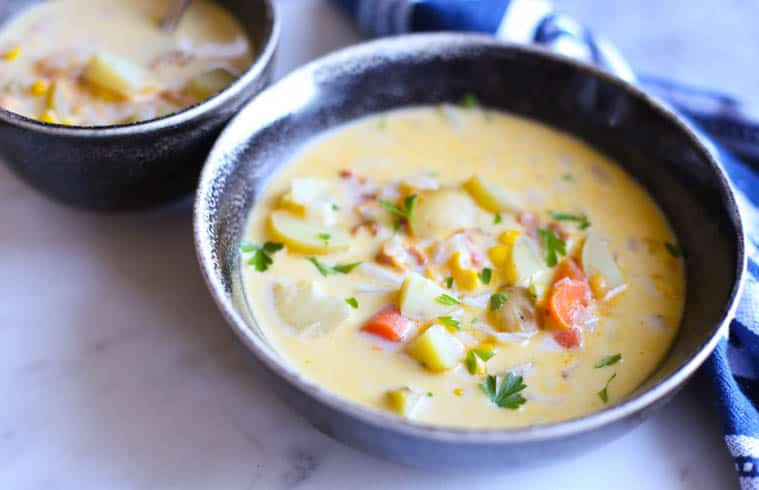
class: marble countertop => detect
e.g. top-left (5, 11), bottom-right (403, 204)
top-left (0, 1), bottom-right (747, 488)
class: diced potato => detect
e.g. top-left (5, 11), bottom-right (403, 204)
top-left (386, 387), bottom-right (423, 417)
top-left (504, 235), bottom-right (546, 286)
top-left (272, 281), bottom-right (350, 333)
top-left (83, 53), bottom-right (155, 98)
top-left (489, 286), bottom-right (538, 333)
top-left (581, 232), bottom-right (625, 290)
top-left (399, 272), bottom-right (456, 320)
top-left (279, 178), bottom-right (340, 226)
top-left (463, 175), bottom-right (520, 213)
top-left (269, 210), bottom-right (349, 254)
top-left (410, 189), bottom-right (479, 239)
top-left (187, 68), bottom-right (236, 100)
top-left (406, 325), bottom-right (464, 371)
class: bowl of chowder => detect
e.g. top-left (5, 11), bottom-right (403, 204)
top-left (194, 34), bottom-right (745, 467)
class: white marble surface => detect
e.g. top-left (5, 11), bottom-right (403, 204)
top-left (0, 1), bottom-right (746, 488)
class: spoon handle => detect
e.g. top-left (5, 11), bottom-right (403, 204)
top-left (161, 0), bottom-right (192, 33)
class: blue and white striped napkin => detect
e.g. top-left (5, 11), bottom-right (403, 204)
top-left (333, 1), bottom-right (759, 486)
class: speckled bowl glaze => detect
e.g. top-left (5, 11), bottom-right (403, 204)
top-left (194, 34), bottom-right (745, 468)
top-left (0, 0), bottom-right (277, 210)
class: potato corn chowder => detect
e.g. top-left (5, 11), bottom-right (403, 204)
top-left (0, 0), bottom-right (253, 125)
top-left (241, 103), bottom-right (685, 428)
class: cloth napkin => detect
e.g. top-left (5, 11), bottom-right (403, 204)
top-left (334, 0), bottom-right (759, 486)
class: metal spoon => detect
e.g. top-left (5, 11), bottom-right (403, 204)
top-left (160, 0), bottom-right (192, 32)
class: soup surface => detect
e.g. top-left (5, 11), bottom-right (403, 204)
top-left (0, 0), bottom-right (253, 125)
top-left (241, 105), bottom-right (685, 428)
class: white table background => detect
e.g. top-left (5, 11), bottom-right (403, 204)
top-left (0, 1), bottom-right (746, 488)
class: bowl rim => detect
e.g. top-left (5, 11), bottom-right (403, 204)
top-left (0, 0), bottom-right (279, 136)
top-left (194, 33), bottom-right (746, 444)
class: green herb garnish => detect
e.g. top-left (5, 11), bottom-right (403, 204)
top-left (537, 227), bottom-right (567, 267)
top-left (427, 391), bottom-right (433, 397)
top-left (379, 194), bottom-right (417, 224)
top-left (331, 203), bottom-right (339, 211)
top-left (345, 297), bottom-right (359, 309)
top-left (307, 257), bottom-right (362, 277)
top-left (437, 316), bottom-right (461, 331)
top-left (595, 353), bottom-right (622, 368)
top-left (493, 212), bottom-right (502, 224)
top-left (444, 276), bottom-right (454, 289)
top-left (561, 173), bottom-right (574, 182)
top-left (665, 242), bottom-right (683, 258)
top-left (479, 267), bottom-right (492, 285)
top-left (489, 292), bottom-right (509, 311)
top-left (459, 93), bottom-right (479, 108)
top-left (435, 294), bottom-right (460, 306)
top-left (466, 348), bottom-right (495, 375)
top-left (316, 232), bottom-right (331, 245)
top-left (549, 210), bottom-right (591, 230)
top-left (242, 241), bottom-right (284, 272)
top-left (598, 373), bottom-right (617, 403)
top-left (481, 372), bottom-right (527, 409)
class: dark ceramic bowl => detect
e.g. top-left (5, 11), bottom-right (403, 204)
top-left (194, 34), bottom-right (745, 467)
top-left (0, 0), bottom-right (277, 210)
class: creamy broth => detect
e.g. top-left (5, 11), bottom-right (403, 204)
top-left (0, 0), bottom-right (253, 125)
top-left (241, 105), bottom-right (685, 428)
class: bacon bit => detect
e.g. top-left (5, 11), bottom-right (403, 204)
top-left (407, 245), bottom-right (428, 266)
top-left (554, 328), bottom-right (582, 349)
top-left (376, 250), bottom-right (401, 269)
top-left (352, 221), bottom-right (379, 236)
top-left (469, 248), bottom-right (485, 268)
top-left (376, 236), bottom-right (426, 271)
top-left (517, 211), bottom-right (540, 235)
top-left (339, 169), bottom-right (353, 178)
top-left (548, 221), bottom-right (569, 241)
top-left (371, 345), bottom-right (383, 352)
top-left (359, 192), bottom-right (378, 202)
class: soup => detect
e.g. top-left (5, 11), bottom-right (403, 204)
top-left (240, 104), bottom-right (685, 428)
top-left (0, 0), bottom-right (253, 125)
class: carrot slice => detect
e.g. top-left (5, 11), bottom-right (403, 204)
top-left (554, 328), bottom-right (582, 349)
top-left (554, 258), bottom-right (586, 283)
top-left (547, 278), bottom-right (590, 331)
top-left (361, 305), bottom-right (414, 342)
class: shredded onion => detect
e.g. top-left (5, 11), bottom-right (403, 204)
top-left (462, 294), bottom-right (489, 309)
top-left (354, 284), bottom-right (395, 295)
top-left (357, 263), bottom-right (403, 287)
top-left (470, 322), bottom-right (534, 344)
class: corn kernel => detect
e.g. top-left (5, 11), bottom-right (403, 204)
top-left (29, 80), bottom-right (49, 97)
top-left (448, 252), bottom-right (479, 291)
top-left (278, 192), bottom-right (306, 217)
top-left (61, 118), bottom-right (77, 126)
top-left (424, 266), bottom-right (441, 282)
top-left (453, 388), bottom-right (464, 397)
top-left (498, 230), bottom-right (521, 247)
top-left (38, 110), bottom-right (60, 124)
top-left (3, 47), bottom-right (21, 61)
top-left (589, 272), bottom-right (608, 299)
top-left (488, 245), bottom-right (509, 267)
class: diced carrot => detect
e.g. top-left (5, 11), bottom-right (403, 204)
top-left (547, 278), bottom-right (590, 330)
top-left (554, 258), bottom-right (586, 283)
top-left (361, 305), bottom-right (414, 342)
top-left (554, 328), bottom-right (582, 349)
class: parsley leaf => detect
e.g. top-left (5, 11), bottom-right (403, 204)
top-left (242, 241), bottom-right (283, 272)
top-left (549, 210), bottom-right (591, 230)
top-left (537, 227), bottom-right (567, 267)
top-left (493, 212), bottom-right (502, 224)
top-left (481, 372), bottom-right (528, 409)
top-left (307, 257), bottom-right (362, 277)
top-left (345, 297), bottom-right (359, 309)
top-left (379, 194), bottom-right (417, 223)
top-left (479, 267), bottom-right (492, 285)
top-left (489, 292), bottom-right (508, 311)
top-left (331, 203), bottom-right (339, 211)
top-left (444, 276), bottom-right (454, 289)
top-left (316, 232), bottom-right (331, 245)
top-left (561, 173), bottom-right (574, 182)
top-left (598, 373), bottom-right (617, 403)
top-left (437, 316), bottom-right (460, 331)
top-left (595, 353), bottom-right (622, 368)
top-left (665, 242), bottom-right (683, 258)
top-left (435, 294), bottom-right (460, 306)
top-left (459, 93), bottom-right (479, 108)
top-left (466, 348), bottom-right (495, 375)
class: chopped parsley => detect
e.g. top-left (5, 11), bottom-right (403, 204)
top-left (379, 194), bottom-right (417, 224)
top-left (331, 203), bottom-right (339, 211)
top-left (435, 294), bottom-right (460, 306)
top-left (665, 242), bottom-right (683, 258)
top-left (493, 212), bottom-right (502, 224)
top-left (316, 232), bottom-right (331, 245)
top-left (537, 227), bottom-right (567, 267)
top-left (444, 276), bottom-right (454, 289)
top-left (459, 93), bottom-right (479, 108)
top-left (481, 372), bottom-right (528, 409)
top-left (549, 210), bottom-right (591, 230)
top-left (561, 173), bottom-right (574, 182)
top-left (345, 297), bottom-right (359, 309)
top-left (427, 391), bottom-right (433, 397)
top-left (241, 241), bottom-right (284, 272)
top-left (598, 373), bottom-right (617, 403)
top-left (595, 353), bottom-right (622, 368)
top-left (437, 316), bottom-right (461, 331)
top-left (478, 267), bottom-right (492, 285)
top-left (489, 292), bottom-right (509, 311)
top-left (466, 348), bottom-right (495, 375)
top-left (307, 257), bottom-right (362, 277)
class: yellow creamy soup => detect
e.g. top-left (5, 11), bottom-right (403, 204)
top-left (242, 105), bottom-right (685, 428)
top-left (0, 0), bottom-right (253, 125)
